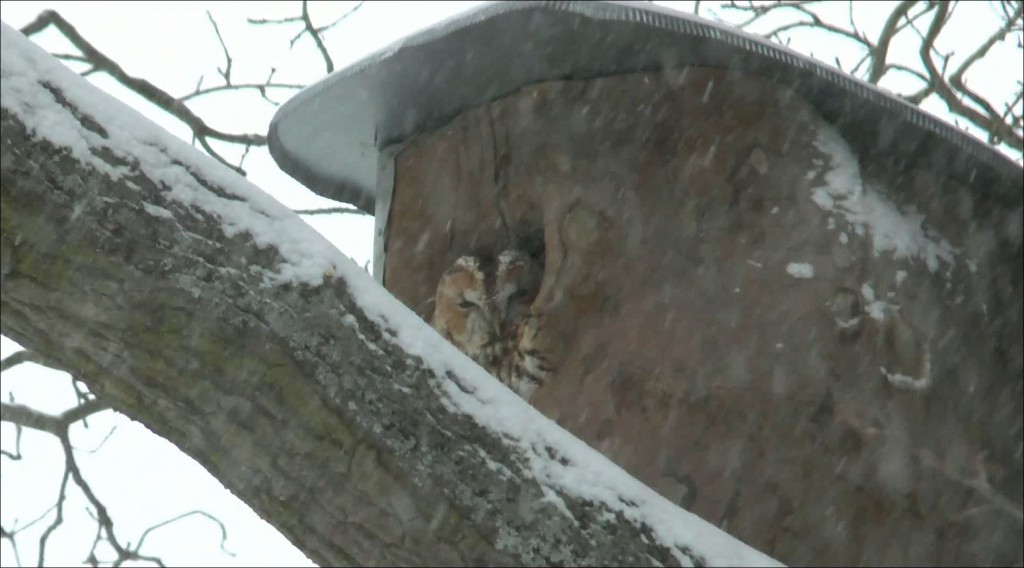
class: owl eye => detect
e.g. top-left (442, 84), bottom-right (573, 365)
top-left (458, 299), bottom-right (477, 309)
top-left (508, 289), bottom-right (530, 301)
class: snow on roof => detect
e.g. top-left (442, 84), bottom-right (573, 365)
top-left (809, 116), bottom-right (958, 273)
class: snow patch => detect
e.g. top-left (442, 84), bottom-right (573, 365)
top-left (1, 24), bottom-right (342, 287)
top-left (860, 283), bottom-right (876, 302)
top-left (786, 262), bottom-right (814, 278)
top-left (882, 370), bottom-right (930, 391)
top-left (809, 120), bottom-right (956, 272)
top-left (865, 300), bottom-right (889, 322)
top-left (142, 203), bottom-right (174, 219)
top-left (860, 283), bottom-right (891, 321)
top-left (895, 270), bottom-right (908, 287)
top-left (835, 316), bottom-right (862, 330)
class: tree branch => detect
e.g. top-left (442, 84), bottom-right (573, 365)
top-left (947, 1), bottom-right (1024, 147)
top-left (868, 0), bottom-right (919, 83)
top-left (0, 399), bottom-right (108, 437)
top-left (719, 0), bottom-right (1022, 156)
top-left (300, 0), bottom-right (334, 74)
top-left (247, 1), bottom-right (365, 75)
top-left (918, 2), bottom-right (1024, 151)
top-left (1, 31), bottom-right (775, 566)
top-left (18, 10), bottom-right (267, 175)
top-left (293, 206), bottom-right (371, 216)
top-left (1, 349), bottom-right (56, 372)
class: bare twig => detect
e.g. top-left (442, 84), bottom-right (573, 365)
top-left (302, 0), bottom-right (335, 74)
top-left (293, 206), bottom-right (371, 216)
top-left (206, 12), bottom-right (233, 85)
top-left (1, 400), bottom-right (109, 436)
top-left (1, 525), bottom-right (21, 567)
top-left (36, 468), bottom-right (71, 568)
top-left (19, 10), bottom-right (267, 175)
top-left (74, 425), bottom-right (118, 455)
top-left (248, 15), bottom-right (303, 25)
top-left (717, 0), bottom-right (1022, 157)
top-left (1, 349), bottom-right (60, 373)
top-left (249, 1), bottom-right (365, 75)
top-left (177, 82), bottom-right (304, 103)
top-left (317, 1), bottom-right (366, 35)
top-left (135, 511), bottom-right (235, 557)
top-left (868, 0), bottom-right (919, 83)
top-left (918, 2), bottom-right (1023, 150)
top-left (0, 421), bottom-right (23, 460)
top-left (947, 1), bottom-right (1024, 147)
top-left (1, 376), bottom-right (232, 566)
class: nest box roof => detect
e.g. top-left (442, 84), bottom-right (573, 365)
top-left (268, 1), bottom-right (1022, 214)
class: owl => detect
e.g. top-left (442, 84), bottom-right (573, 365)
top-left (430, 249), bottom-right (550, 400)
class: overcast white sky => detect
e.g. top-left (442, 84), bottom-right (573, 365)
top-left (0, 1), bottom-right (1020, 566)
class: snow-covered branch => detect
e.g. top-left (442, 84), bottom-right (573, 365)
top-left (0, 23), bottom-right (778, 567)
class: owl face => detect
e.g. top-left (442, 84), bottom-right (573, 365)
top-left (494, 249), bottom-right (542, 333)
top-left (431, 256), bottom-right (503, 363)
top-left (431, 249), bottom-right (543, 394)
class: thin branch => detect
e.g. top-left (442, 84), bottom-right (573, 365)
top-left (1, 382), bottom-right (189, 566)
top-left (58, 432), bottom-right (129, 565)
top-left (206, 11), bottom-right (233, 84)
top-left (36, 468), bottom-right (70, 568)
top-left (300, 0), bottom-right (335, 74)
top-left (75, 426), bottom-right (118, 454)
top-left (177, 82), bottom-right (304, 103)
top-left (0, 524), bottom-right (22, 567)
top-left (723, 1), bottom-right (874, 49)
top-left (317, 1), bottom-right (366, 35)
top-left (0, 421), bottom-right (23, 460)
top-left (238, 144), bottom-right (253, 172)
top-left (293, 206), bottom-right (371, 216)
top-left (869, 0), bottom-right (920, 83)
top-left (719, 0), bottom-right (1021, 155)
top-left (1, 399), bottom-right (109, 436)
top-left (134, 511), bottom-right (235, 557)
top-left (194, 135), bottom-right (246, 176)
top-left (1, 350), bottom-right (60, 372)
top-left (247, 15), bottom-right (303, 25)
top-left (918, 2), bottom-right (1024, 150)
top-left (18, 10), bottom-right (267, 173)
top-left (249, 1), bottom-right (364, 75)
top-left (10, 504), bottom-right (60, 537)
top-left (1, 393), bottom-right (25, 461)
top-left (947, 1), bottom-right (1024, 146)
top-left (51, 52), bottom-right (91, 64)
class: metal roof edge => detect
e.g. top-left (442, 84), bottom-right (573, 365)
top-left (268, 1), bottom-right (1023, 213)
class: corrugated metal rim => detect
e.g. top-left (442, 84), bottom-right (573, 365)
top-left (268, 0), bottom-right (1023, 214)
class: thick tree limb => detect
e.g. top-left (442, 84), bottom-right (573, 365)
top-left (1, 33), bottom-right (770, 567)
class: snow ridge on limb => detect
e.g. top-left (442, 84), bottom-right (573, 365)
top-left (1, 23), bottom-right (781, 567)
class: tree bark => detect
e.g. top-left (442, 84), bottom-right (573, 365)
top-left (0, 62), bottom-right (733, 568)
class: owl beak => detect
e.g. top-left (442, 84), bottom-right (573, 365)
top-left (486, 300), bottom-right (503, 338)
